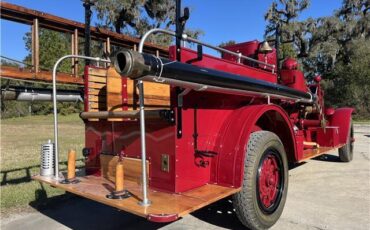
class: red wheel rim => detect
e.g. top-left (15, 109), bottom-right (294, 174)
top-left (256, 149), bottom-right (284, 214)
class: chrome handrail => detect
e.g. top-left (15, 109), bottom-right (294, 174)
top-left (52, 55), bottom-right (110, 180)
top-left (138, 28), bottom-right (276, 72)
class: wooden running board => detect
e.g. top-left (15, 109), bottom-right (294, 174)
top-left (33, 174), bottom-right (240, 222)
top-left (299, 145), bottom-right (344, 162)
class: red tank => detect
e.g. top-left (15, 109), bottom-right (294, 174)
top-left (280, 58), bottom-right (308, 92)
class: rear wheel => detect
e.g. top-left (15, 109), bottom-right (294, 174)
top-left (339, 122), bottom-right (354, 162)
top-left (233, 131), bottom-right (288, 230)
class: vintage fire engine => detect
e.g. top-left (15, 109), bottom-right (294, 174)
top-left (34, 2), bottom-right (354, 230)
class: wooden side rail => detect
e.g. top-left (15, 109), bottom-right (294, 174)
top-left (80, 110), bottom-right (174, 121)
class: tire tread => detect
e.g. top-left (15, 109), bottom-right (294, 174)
top-left (233, 131), bottom-right (288, 230)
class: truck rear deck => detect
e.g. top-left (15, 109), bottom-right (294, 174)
top-left (33, 174), bottom-right (239, 222)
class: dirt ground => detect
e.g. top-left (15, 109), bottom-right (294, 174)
top-left (1, 125), bottom-right (369, 230)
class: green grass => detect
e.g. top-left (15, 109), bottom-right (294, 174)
top-left (353, 120), bottom-right (370, 124)
top-left (0, 113), bottom-right (85, 216)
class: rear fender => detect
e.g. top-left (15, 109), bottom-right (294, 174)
top-left (329, 108), bottom-right (354, 145)
top-left (211, 104), bottom-right (296, 188)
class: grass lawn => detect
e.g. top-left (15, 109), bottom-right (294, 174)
top-left (0, 114), bottom-right (85, 216)
top-left (353, 120), bottom-right (370, 124)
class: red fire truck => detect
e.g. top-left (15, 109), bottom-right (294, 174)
top-left (34, 2), bottom-right (354, 229)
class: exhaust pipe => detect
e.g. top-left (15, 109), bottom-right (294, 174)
top-left (112, 50), bottom-right (313, 103)
top-left (1, 86), bottom-right (83, 102)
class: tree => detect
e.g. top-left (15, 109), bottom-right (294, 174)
top-left (93, 0), bottom-right (203, 46)
top-left (302, 0), bottom-right (368, 73)
top-left (316, 0), bottom-right (370, 118)
top-left (264, 0), bottom-right (370, 118)
top-left (23, 29), bottom-right (71, 73)
top-left (13, 29), bottom-right (83, 118)
top-left (264, 0), bottom-right (310, 61)
top-left (337, 0), bottom-right (369, 39)
top-left (323, 38), bottom-right (370, 117)
top-left (219, 40), bottom-right (236, 48)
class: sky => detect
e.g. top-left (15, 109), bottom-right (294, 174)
top-left (0, 0), bottom-right (342, 62)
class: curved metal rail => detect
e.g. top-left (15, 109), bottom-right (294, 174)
top-left (138, 28), bottom-right (276, 72)
top-left (52, 55), bottom-right (110, 180)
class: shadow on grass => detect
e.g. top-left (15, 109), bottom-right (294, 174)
top-left (0, 159), bottom-right (84, 186)
top-left (28, 186), bottom-right (170, 230)
top-left (29, 182), bottom-right (76, 211)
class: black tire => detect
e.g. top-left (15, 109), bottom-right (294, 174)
top-left (339, 122), bottom-right (354, 162)
top-left (233, 131), bottom-right (288, 230)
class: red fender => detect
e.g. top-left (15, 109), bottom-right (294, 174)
top-left (211, 104), bottom-right (296, 188)
top-left (329, 108), bottom-right (354, 145)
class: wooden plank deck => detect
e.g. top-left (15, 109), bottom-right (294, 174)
top-left (33, 174), bottom-right (240, 221)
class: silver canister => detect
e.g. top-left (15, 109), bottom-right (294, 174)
top-left (40, 140), bottom-right (55, 176)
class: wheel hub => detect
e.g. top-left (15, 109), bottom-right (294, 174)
top-left (257, 149), bottom-right (284, 214)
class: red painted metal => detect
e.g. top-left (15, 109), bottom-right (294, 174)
top-left (147, 213), bottom-right (178, 222)
top-left (258, 154), bottom-right (280, 208)
top-left (314, 75), bottom-right (322, 83)
top-left (328, 108), bottom-right (355, 144)
top-left (174, 107), bottom-right (232, 191)
top-left (325, 107), bottom-right (335, 116)
top-left (280, 59), bottom-right (307, 92)
top-left (301, 119), bottom-right (321, 127)
top-left (85, 120), bottom-right (176, 192)
top-left (257, 50), bottom-right (277, 72)
top-left (280, 70), bottom-right (308, 92)
top-left (282, 58), bottom-right (298, 70)
top-left (82, 40), bottom-right (353, 196)
top-left (316, 127), bottom-right (340, 147)
top-left (222, 40), bottom-right (277, 72)
top-left (210, 104), bottom-right (296, 187)
top-left (222, 40), bottom-right (259, 62)
top-left (295, 131), bottom-right (305, 160)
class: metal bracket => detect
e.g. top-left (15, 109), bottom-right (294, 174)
top-left (159, 109), bottom-right (175, 124)
top-left (177, 88), bottom-right (191, 138)
top-left (106, 190), bottom-right (131, 200)
top-left (161, 154), bottom-right (170, 172)
top-left (186, 44), bottom-right (203, 64)
top-left (60, 178), bottom-right (80, 184)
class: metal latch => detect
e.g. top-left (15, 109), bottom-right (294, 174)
top-left (161, 154), bottom-right (170, 172)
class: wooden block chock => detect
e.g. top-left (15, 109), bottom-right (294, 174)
top-left (60, 149), bottom-right (80, 184)
top-left (106, 159), bottom-right (131, 200)
top-left (115, 161), bottom-right (124, 192)
top-left (68, 149), bottom-right (76, 179)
